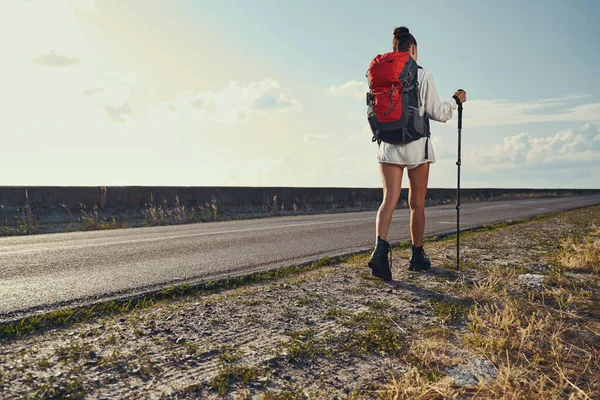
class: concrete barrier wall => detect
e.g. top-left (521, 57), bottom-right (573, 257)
top-left (1, 186), bottom-right (599, 217)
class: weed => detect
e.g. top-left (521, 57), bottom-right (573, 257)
top-left (36, 359), bottom-right (55, 371)
top-left (295, 293), bottom-right (321, 306)
top-left (323, 307), bottom-right (346, 320)
top-left (54, 341), bottom-right (94, 364)
top-left (262, 385), bottom-right (308, 400)
top-left (184, 341), bottom-right (199, 355)
top-left (33, 378), bottom-right (86, 400)
top-left (219, 346), bottom-right (243, 363)
top-left (339, 310), bottom-right (404, 356)
top-left (0, 190), bottom-right (39, 236)
top-left (143, 194), bottom-right (207, 226)
top-left (210, 364), bottom-right (260, 395)
top-left (79, 203), bottom-right (125, 231)
top-left (103, 334), bottom-right (117, 345)
top-left (428, 298), bottom-right (470, 324)
top-left (557, 227), bottom-right (600, 274)
top-left (60, 203), bottom-right (74, 229)
top-left (367, 300), bottom-right (395, 311)
top-left (381, 367), bottom-right (460, 399)
top-left (279, 329), bottom-right (331, 363)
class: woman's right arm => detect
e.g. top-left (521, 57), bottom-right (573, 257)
top-left (421, 70), bottom-right (463, 123)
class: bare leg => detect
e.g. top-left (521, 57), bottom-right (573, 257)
top-left (376, 163), bottom-right (404, 241)
top-left (407, 162), bottom-right (430, 247)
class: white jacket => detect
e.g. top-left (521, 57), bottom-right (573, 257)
top-left (377, 68), bottom-right (457, 169)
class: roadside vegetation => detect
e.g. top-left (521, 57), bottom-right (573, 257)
top-left (2, 189), bottom-right (592, 237)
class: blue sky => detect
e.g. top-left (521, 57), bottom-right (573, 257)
top-left (2, 0), bottom-right (599, 188)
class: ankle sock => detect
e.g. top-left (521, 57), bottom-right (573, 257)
top-left (412, 245), bottom-right (424, 254)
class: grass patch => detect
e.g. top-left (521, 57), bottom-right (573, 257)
top-left (338, 310), bottom-right (404, 356)
top-left (262, 386), bottom-right (308, 400)
top-left (323, 307), bottom-right (346, 320)
top-left (183, 341), bottom-right (200, 355)
top-left (279, 329), bottom-right (332, 363)
top-left (210, 364), bottom-right (261, 396)
top-left (32, 377), bottom-right (86, 400)
top-left (556, 227), bottom-right (600, 274)
top-left (218, 346), bottom-right (243, 363)
top-left (382, 367), bottom-right (461, 399)
top-left (54, 341), bottom-right (94, 364)
top-left (428, 298), bottom-right (470, 324)
top-left (462, 294), bottom-right (598, 398)
top-left (367, 300), bottom-right (395, 311)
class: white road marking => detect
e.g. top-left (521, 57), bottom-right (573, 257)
top-left (473, 204), bottom-right (510, 210)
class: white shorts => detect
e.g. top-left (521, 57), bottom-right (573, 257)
top-left (377, 137), bottom-right (435, 169)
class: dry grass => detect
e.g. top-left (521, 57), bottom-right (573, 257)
top-left (381, 221), bottom-right (600, 399)
top-left (379, 367), bottom-right (463, 399)
top-left (462, 265), bottom-right (516, 303)
top-left (557, 227), bottom-right (600, 274)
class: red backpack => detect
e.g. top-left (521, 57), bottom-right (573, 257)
top-left (366, 51), bottom-right (428, 145)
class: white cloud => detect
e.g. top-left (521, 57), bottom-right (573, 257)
top-left (72, 0), bottom-right (96, 12)
top-left (475, 123), bottom-right (600, 171)
top-left (304, 133), bottom-right (329, 144)
top-left (33, 50), bottom-right (80, 67)
top-left (84, 88), bottom-right (104, 96)
top-left (159, 78), bottom-right (301, 125)
top-left (327, 80), bottom-right (367, 101)
top-left (464, 94), bottom-right (600, 128)
top-left (105, 102), bottom-right (132, 122)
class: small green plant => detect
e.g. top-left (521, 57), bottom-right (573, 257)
top-left (184, 341), bottom-right (199, 355)
top-left (280, 329), bottom-right (322, 363)
top-left (210, 364), bottom-right (260, 395)
top-left (323, 307), bottom-right (345, 319)
top-left (36, 359), bottom-right (55, 371)
top-left (60, 203), bottom-right (74, 229)
top-left (339, 310), bottom-right (404, 356)
top-left (54, 341), bottom-right (94, 364)
top-left (262, 385), bottom-right (308, 400)
top-left (429, 298), bottom-right (470, 324)
top-left (367, 300), bottom-right (394, 311)
top-left (34, 378), bottom-right (86, 400)
top-left (78, 203), bottom-right (126, 231)
top-left (103, 334), bottom-right (118, 345)
top-left (218, 346), bottom-right (242, 363)
top-left (0, 190), bottom-right (40, 236)
top-left (143, 193), bottom-right (199, 226)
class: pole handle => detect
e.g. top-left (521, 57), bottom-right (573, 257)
top-left (457, 89), bottom-right (463, 127)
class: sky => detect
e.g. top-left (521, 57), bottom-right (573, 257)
top-left (1, 0), bottom-right (599, 188)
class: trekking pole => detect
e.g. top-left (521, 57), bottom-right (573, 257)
top-left (455, 90), bottom-right (464, 270)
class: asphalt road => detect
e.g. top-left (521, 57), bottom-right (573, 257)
top-left (1, 195), bottom-right (599, 321)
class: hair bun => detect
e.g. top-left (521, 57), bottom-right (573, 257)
top-left (394, 27), bottom-right (410, 37)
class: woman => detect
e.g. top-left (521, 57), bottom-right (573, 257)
top-left (367, 26), bottom-right (467, 281)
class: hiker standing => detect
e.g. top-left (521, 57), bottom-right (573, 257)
top-left (366, 27), bottom-right (467, 280)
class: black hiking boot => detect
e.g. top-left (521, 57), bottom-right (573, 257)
top-left (409, 245), bottom-right (431, 271)
top-left (367, 237), bottom-right (392, 281)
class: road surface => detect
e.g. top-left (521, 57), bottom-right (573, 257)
top-left (1, 195), bottom-right (599, 321)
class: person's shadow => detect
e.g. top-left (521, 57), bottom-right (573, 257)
top-left (384, 265), bottom-right (466, 300)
